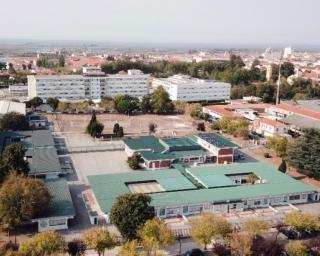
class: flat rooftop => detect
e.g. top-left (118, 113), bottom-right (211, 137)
top-left (88, 162), bottom-right (316, 213)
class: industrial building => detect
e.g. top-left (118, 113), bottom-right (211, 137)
top-left (27, 69), bottom-right (150, 102)
top-left (88, 162), bottom-right (318, 221)
top-left (123, 133), bottom-right (238, 169)
top-left (152, 75), bottom-right (231, 102)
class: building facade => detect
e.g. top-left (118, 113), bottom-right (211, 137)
top-left (27, 69), bottom-right (150, 102)
top-left (152, 75), bottom-right (231, 102)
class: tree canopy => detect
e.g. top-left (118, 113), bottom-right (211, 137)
top-left (19, 231), bottom-right (66, 256)
top-left (46, 98), bottom-right (59, 110)
top-left (0, 173), bottom-right (50, 230)
top-left (109, 193), bottom-right (155, 240)
top-left (26, 97), bottom-right (43, 108)
top-left (113, 94), bottom-right (139, 114)
top-left (286, 129), bottom-right (320, 179)
top-left (86, 112), bottom-right (104, 137)
top-left (82, 227), bottom-right (116, 256)
top-left (0, 112), bottom-right (28, 131)
top-left (151, 86), bottom-right (174, 114)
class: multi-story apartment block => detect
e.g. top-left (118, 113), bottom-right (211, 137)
top-left (28, 69), bottom-right (150, 102)
top-left (152, 75), bottom-right (231, 102)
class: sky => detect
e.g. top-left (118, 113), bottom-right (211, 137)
top-left (0, 0), bottom-right (319, 46)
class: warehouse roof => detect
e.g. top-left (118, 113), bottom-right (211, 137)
top-left (160, 137), bottom-right (202, 151)
top-left (89, 162), bottom-right (316, 213)
top-left (123, 136), bottom-right (165, 152)
top-left (34, 178), bottom-right (75, 219)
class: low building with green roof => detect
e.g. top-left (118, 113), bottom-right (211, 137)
top-left (32, 178), bottom-right (75, 232)
top-left (88, 162), bottom-right (319, 222)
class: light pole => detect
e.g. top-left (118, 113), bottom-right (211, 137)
top-left (276, 51), bottom-right (283, 105)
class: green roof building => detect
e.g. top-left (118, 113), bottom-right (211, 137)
top-left (88, 162), bottom-right (319, 222)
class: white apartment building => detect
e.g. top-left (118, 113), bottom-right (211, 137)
top-left (27, 69), bottom-right (150, 102)
top-left (152, 75), bottom-right (231, 102)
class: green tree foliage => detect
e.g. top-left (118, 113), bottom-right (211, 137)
top-left (212, 117), bottom-right (249, 139)
top-left (46, 98), bottom-right (59, 110)
top-left (151, 86), bottom-right (174, 114)
top-left (0, 173), bottom-right (50, 230)
top-left (113, 123), bottom-right (120, 134)
top-left (286, 241), bottom-right (309, 256)
top-left (286, 129), bottom-right (320, 179)
top-left (114, 95), bottom-right (139, 114)
top-left (267, 136), bottom-right (288, 157)
top-left (229, 54), bottom-right (245, 68)
top-left (127, 153), bottom-right (144, 170)
top-left (86, 112), bottom-right (104, 137)
top-left (58, 55), bottom-right (65, 67)
top-left (186, 103), bottom-right (202, 119)
top-left (190, 213), bottom-right (232, 250)
top-left (117, 126), bottom-right (124, 137)
top-left (256, 83), bottom-right (275, 103)
top-left (140, 95), bottom-right (153, 114)
top-left (82, 227), bottom-right (116, 256)
top-left (109, 193), bottom-right (155, 240)
top-left (0, 112), bottom-right (28, 131)
top-left (278, 159), bottom-right (287, 173)
top-left (19, 231), bottom-right (66, 256)
top-left (281, 62), bottom-right (295, 78)
top-left (0, 143), bottom-right (29, 179)
top-left (26, 97), bottom-right (43, 108)
top-left (138, 218), bottom-right (174, 255)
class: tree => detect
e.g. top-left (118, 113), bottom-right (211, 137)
top-left (0, 173), bottom-right (50, 233)
top-left (138, 218), bottom-right (174, 255)
top-left (267, 136), bottom-right (288, 157)
top-left (1, 143), bottom-right (29, 178)
top-left (119, 240), bottom-right (141, 256)
top-left (113, 123), bottom-right (120, 134)
top-left (46, 98), bottom-right (59, 110)
top-left (229, 54), bottom-right (245, 68)
top-left (190, 213), bottom-right (232, 250)
top-left (196, 122), bottom-right (205, 132)
top-left (286, 241), bottom-right (309, 256)
top-left (68, 239), bottom-right (86, 256)
top-left (82, 227), bottom-right (116, 256)
top-left (174, 101), bottom-right (187, 114)
top-left (57, 101), bottom-right (70, 112)
top-left (19, 231), bottom-right (66, 256)
top-left (251, 237), bottom-right (284, 256)
top-left (281, 62), bottom-right (295, 78)
top-left (58, 55), bottom-right (65, 67)
top-left (109, 193), bottom-right (155, 240)
top-left (113, 94), bottom-right (139, 114)
top-left (86, 112), bottom-right (104, 137)
top-left (140, 95), bottom-right (153, 113)
top-left (0, 112), bottom-right (28, 131)
top-left (99, 97), bottom-right (115, 112)
top-left (278, 159), bottom-right (287, 173)
top-left (151, 86), bottom-right (174, 114)
top-left (285, 212), bottom-right (319, 232)
top-left (247, 173), bottom-right (259, 185)
top-left (26, 97), bottom-right (43, 108)
top-left (242, 220), bottom-right (268, 238)
top-left (186, 103), bottom-right (202, 119)
top-left (127, 153), bottom-right (144, 170)
top-left (286, 129), bottom-right (320, 179)
top-left (117, 126), bottom-right (124, 137)
top-left (149, 123), bottom-right (157, 134)
top-left (305, 237), bottom-right (320, 256)
top-left (211, 242), bottom-right (231, 256)
top-left (228, 232), bottom-right (252, 256)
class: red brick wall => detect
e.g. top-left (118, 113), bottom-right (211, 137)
top-left (219, 148), bottom-right (234, 155)
top-left (160, 160), bottom-right (171, 168)
top-left (218, 156), bottom-right (233, 164)
top-left (148, 160), bottom-right (171, 169)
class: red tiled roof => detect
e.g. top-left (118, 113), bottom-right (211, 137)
top-left (270, 103), bottom-right (320, 121)
top-left (259, 118), bottom-right (288, 128)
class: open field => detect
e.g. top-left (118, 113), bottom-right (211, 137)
top-left (47, 113), bottom-right (195, 137)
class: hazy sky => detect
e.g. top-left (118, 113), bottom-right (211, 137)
top-left (1, 0), bottom-right (319, 45)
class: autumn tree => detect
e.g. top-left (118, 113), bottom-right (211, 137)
top-left (242, 220), bottom-right (268, 238)
top-left (285, 212), bottom-right (319, 232)
top-left (82, 227), bottom-right (116, 256)
top-left (19, 231), bottom-right (66, 256)
top-left (267, 136), bottom-right (288, 157)
top-left (228, 232), bottom-right (252, 256)
top-left (286, 241), bottom-right (309, 256)
top-left (109, 193), bottom-right (155, 240)
top-left (138, 218), bottom-right (174, 255)
top-left (119, 240), bottom-right (141, 256)
top-left (0, 173), bottom-right (50, 234)
top-left (190, 213), bottom-right (232, 250)
top-left (68, 239), bottom-right (86, 256)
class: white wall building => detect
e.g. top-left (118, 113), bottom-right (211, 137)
top-left (152, 75), bottom-right (231, 102)
top-left (27, 69), bottom-right (150, 102)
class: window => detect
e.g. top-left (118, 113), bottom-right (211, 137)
top-left (49, 218), bottom-right (66, 226)
top-left (183, 206), bottom-right (188, 214)
top-left (254, 200), bottom-right (261, 206)
top-left (159, 208), bottom-right (165, 216)
top-left (289, 195), bottom-right (300, 201)
top-left (263, 198), bottom-right (268, 205)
